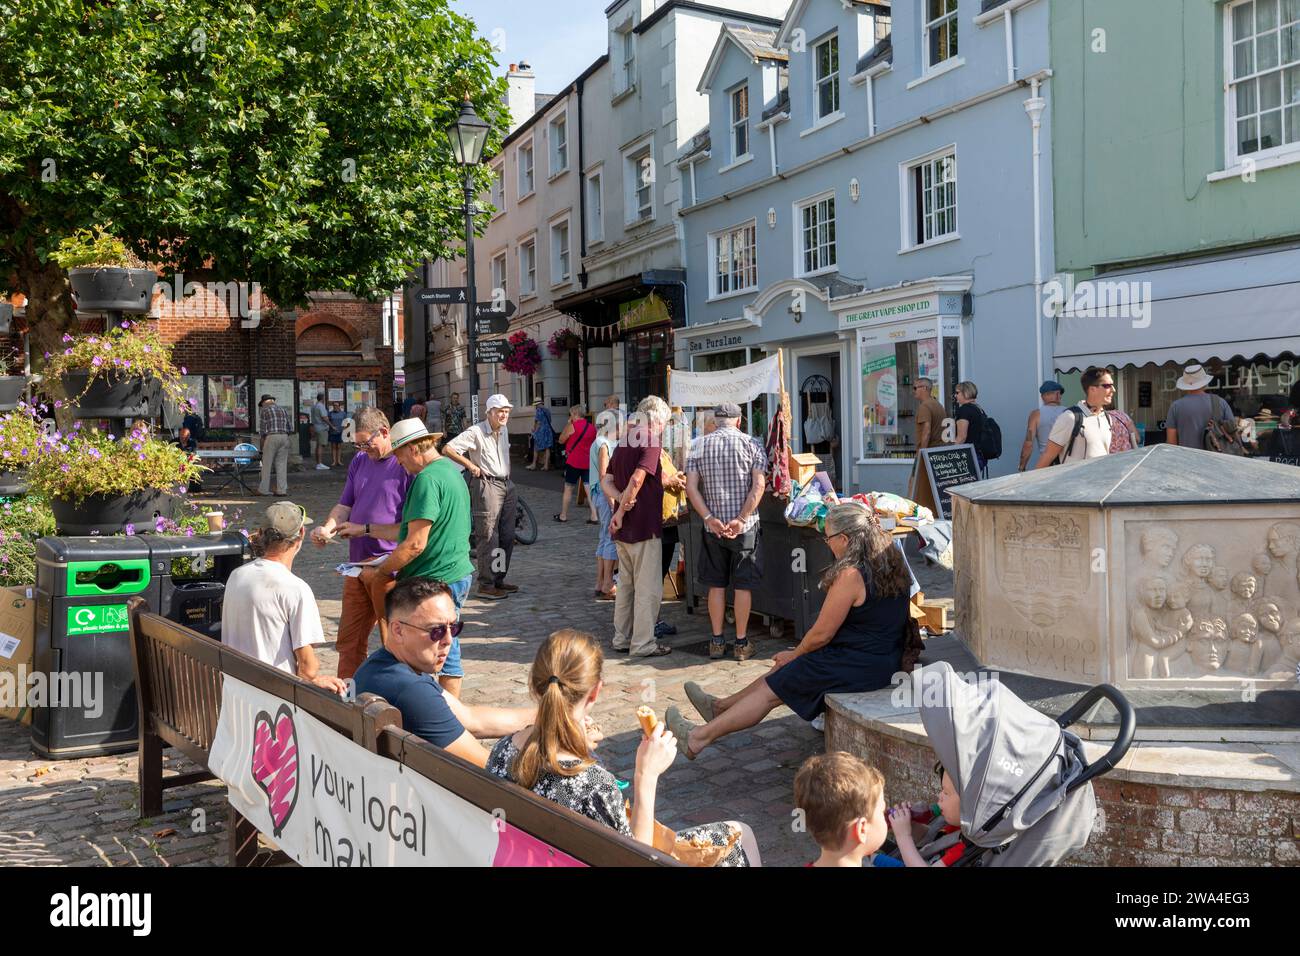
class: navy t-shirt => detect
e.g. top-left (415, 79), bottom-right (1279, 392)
top-left (354, 648), bottom-right (464, 747)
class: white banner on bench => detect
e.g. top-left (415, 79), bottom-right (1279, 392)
top-left (209, 675), bottom-right (583, 867)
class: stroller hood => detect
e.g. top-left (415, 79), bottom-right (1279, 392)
top-left (914, 662), bottom-right (1095, 863)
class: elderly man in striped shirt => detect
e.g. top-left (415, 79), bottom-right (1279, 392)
top-left (685, 401), bottom-right (767, 661)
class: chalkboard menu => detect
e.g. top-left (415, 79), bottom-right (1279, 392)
top-left (919, 444), bottom-right (981, 521)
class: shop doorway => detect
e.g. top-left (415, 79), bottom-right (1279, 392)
top-left (793, 350), bottom-right (844, 488)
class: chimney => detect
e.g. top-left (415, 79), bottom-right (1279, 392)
top-left (506, 60), bottom-right (535, 134)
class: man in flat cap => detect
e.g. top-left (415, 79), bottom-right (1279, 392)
top-left (685, 401), bottom-right (768, 660)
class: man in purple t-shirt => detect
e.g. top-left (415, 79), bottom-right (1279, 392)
top-left (312, 406), bottom-right (413, 679)
top-left (601, 396), bottom-right (672, 658)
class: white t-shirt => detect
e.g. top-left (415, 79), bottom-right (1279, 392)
top-left (221, 558), bottom-right (324, 674)
top-left (1047, 403), bottom-right (1112, 463)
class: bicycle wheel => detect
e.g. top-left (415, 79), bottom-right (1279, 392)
top-left (515, 496), bottom-right (538, 545)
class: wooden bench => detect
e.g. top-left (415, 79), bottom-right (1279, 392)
top-left (128, 600), bottom-right (674, 867)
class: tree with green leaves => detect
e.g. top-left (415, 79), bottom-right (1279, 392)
top-left (0, 0), bottom-right (506, 362)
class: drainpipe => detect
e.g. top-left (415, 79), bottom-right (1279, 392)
top-left (1004, 7), bottom-right (1016, 85)
top-left (1024, 78), bottom-right (1046, 388)
top-left (766, 122), bottom-right (778, 173)
top-left (866, 74), bottom-right (876, 136)
top-left (577, 75), bottom-right (588, 284)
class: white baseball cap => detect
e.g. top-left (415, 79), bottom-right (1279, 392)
top-left (485, 394), bottom-right (513, 411)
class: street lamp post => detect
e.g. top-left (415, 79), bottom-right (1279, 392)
top-left (446, 100), bottom-right (490, 425)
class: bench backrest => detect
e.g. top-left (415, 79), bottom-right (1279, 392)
top-left (128, 603), bottom-right (673, 867)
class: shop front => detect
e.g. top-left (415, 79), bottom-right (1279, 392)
top-left (833, 280), bottom-right (971, 498)
top-left (1054, 244), bottom-right (1300, 453)
top-left (680, 317), bottom-right (771, 441)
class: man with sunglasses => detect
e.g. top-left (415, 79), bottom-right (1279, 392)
top-left (354, 578), bottom-right (535, 768)
top-left (1035, 366), bottom-right (1119, 467)
top-left (311, 406), bottom-right (414, 680)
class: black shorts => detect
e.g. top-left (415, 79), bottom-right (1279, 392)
top-left (696, 524), bottom-right (763, 591)
top-left (563, 464), bottom-right (586, 486)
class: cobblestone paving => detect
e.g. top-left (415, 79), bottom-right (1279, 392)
top-left (0, 453), bottom-right (953, 867)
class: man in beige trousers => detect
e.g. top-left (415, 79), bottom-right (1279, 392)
top-left (602, 396), bottom-right (673, 657)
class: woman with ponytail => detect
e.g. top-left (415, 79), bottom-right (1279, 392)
top-left (486, 628), bottom-right (759, 865)
top-left (667, 501), bottom-right (915, 759)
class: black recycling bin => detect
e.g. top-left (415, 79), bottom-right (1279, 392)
top-left (31, 532), bottom-right (248, 758)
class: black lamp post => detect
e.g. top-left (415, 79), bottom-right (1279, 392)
top-left (446, 99), bottom-right (490, 424)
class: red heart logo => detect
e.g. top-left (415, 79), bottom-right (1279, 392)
top-left (251, 705), bottom-right (299, 837)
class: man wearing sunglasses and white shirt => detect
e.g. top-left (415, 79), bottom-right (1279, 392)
top-left (1035, 366), bottom-right (1120, 468)
top-left (222, 502), bottom-right (348, 695)
top-left (354, 578), bottom-right (535, 768)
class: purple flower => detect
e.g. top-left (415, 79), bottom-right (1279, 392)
top-left (63, 348), bottom-right (73, 356)
top-left (91, 356), bottom-right (103, 367)
top-left (122, 360), bottom-right (132, 370)
top-left (59, 463), bottom-right (70, 472)
top-left (62, 334), bottom-right (72, 343)
top-left (143, 345), bottom-right (151, 353)
top-left (123, 523), bottom-right (135, 536)
top-left (184, 527), bottom-right (194, 538)
top-left (54, 400), bottom-right (63, 409)
top-left (138, 454), bottom-right (146, 461)
top-left (73, 422), bottom-right (81, 430)
top-left (180, 366), bottom-right (187, 375)
top-left (107, 434), bottom-right (115, 441)
top-left (121, 321), bottom-right (132, 329)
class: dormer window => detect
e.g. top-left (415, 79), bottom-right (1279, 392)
top-left (730, 83), bottom-right (750, 160)
top-left (924, 0), bottom-right (959, 70)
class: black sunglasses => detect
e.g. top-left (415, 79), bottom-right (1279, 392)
top-left (397, 619), bottom-right (463, 642)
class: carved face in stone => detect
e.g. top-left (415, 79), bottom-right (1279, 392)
top-left (1165, 583), bottom-right (1190, 611)
top-left (1140, 528), bottom-right (1178, 568)
top-left (1140, 577), bottom-right (1167, 609)
top-left (1252, 552), bottom-right (1273, 576)
top-left (1230, 614), bottom-right (1258, 643)
top-left (1280, 622), bottom-right (1300, 660)
top-left (1182, 545), bottom-right (1215, 579)
top-left (1210, 566), bottom-right (1230, 590)
top-left (1230, 573), bottom-right (1258, 601)
top-left (1256, 601), bottom-right (1282, 633)
top-left (1266, 524), bottom-right (1300, 559)
top-left (1188, 620), bottom-right (1229, 670)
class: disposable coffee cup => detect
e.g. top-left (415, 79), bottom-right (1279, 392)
top-left (206, 512), bottom-right (225, 533)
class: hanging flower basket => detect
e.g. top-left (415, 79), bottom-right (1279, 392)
top-left (41, 322), bottom-right (188, 416)
top-left (546, 327), bottom-right (582, 358)
top-left (503, 331), bottom-right (543, 377)
top-left (52, 227), bottom-right (157, 314)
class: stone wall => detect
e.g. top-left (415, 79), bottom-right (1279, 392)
top-left (825, 705), bottom-right (1300, 867)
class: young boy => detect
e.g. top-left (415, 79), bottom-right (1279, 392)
top-left (889, 762), bottom-right (965, 866)
top-left (794, 752), bottom-right (891, 867)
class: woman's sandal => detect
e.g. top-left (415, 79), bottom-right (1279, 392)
top-left (683, 681), bottom-right (717, 722)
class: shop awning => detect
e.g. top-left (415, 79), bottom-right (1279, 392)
top-left (1053, 245), bottom-right (1300, 372)
top-left (555, 270), bottom-right (686, 330)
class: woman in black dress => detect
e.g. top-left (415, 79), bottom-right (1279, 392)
top-left (666, 501), bottom-right (912, 759)
top-left (485, 628), bottom-right (759, 865)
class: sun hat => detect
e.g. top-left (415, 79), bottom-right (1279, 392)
top-left (1175, 364), bottom-right (1213, 391)
top-left (389, 418), bottom-right (431, 450)
top-left (486, 394), bottom-right (513, 411)
top-left (264, 501), bottom-right (312, 536)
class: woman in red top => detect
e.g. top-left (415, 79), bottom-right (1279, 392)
top-left (555, 405), bottom-right (598, 523)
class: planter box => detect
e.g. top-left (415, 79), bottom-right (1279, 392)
top-left (0, 469), bottom-right (27, 497)
top-left (60, 371), bottom-right (160, 419)
top-left (0, 375), bottom-right (25, 412)
top-left (50, 489), bottom-right (172, 536)
top-left (68, 267), bottom-right (157, 314)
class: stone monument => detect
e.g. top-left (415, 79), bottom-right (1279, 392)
top-left (951, 445), bottom-right (1300, 692)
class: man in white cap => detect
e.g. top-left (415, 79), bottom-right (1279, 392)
top-left (221, 502), bottom-right (347, 694)
top-left (442, 393), bottom-right (519, 600)
top-left (353, 417), bottom-right (474, 697)
top-left (1166, 364), bottom-right (1233, 450)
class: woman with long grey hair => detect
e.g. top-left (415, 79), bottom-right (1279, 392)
top-left (666, 501), bottom-right (913, 759)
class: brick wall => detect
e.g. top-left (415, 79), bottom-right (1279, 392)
top-left (154, 285), bottom-right (295, 380)
top-left (825, 707), bottom-right (1300, 867)
top-left (295, 296), bottom-right (396, 413)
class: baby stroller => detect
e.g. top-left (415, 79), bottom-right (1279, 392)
top-left (889, 661), bottom-right (1135, 866)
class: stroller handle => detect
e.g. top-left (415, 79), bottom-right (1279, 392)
top-left (1056, 683), bottom-right (1136, 793)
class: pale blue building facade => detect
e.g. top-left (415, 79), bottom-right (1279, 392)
top-left (678, 0), bottom-right (1056, 496)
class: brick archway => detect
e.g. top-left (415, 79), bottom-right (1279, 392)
top-left (295, 314), bottom-right (361, 349)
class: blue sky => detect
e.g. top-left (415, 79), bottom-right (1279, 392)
top-left (452, 0), bottom-right (610, 95)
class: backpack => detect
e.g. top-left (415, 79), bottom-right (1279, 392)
top-left (971, 404), bottom-right (1002, 461)
top-left (1107, 409), bottom-right (1140, 453)
top-left (1204, 417), bottom-right (1247, 456)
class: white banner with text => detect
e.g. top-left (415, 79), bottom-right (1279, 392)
top-left (669, 354), bottom-right (781, 408)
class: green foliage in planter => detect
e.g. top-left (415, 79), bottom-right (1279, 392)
top-left (26, 421), bottom-right (204, 503)
top-left (40, 322), bottom-right (189, 408)
top-left (0, 496), bottom-right (55, 587)
top-left (0, 404), bottom-right (40, 473)
top-left (49, 227), bottom-right (149, 270)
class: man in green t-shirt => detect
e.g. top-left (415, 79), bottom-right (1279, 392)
top-left (358, 419), bottom-right (474, 697)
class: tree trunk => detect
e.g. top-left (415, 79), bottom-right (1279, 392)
top-left (18, 257), bottom-right (77, 426)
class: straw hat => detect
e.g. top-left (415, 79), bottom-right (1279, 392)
top-left (1175, 364), bottom-right (1213, 390)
